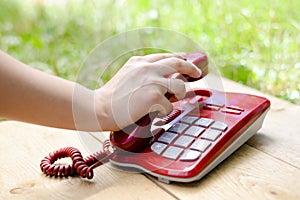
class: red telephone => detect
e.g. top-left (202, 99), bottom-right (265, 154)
top-left (40, 52), bottom-right (270, 183)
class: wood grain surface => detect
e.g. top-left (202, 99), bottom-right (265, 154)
top-left (0, 78), bottom-right (299, 200)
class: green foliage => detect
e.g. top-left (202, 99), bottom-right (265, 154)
top-left (0, 0), bottom-right (299, 104)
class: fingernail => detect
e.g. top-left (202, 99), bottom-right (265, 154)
top-left (198, 69), bottom-right (202, 77)
top-left (195, 67), bottom-right (202, 77)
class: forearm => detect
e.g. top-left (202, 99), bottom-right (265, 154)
top-left (0, 51), bottom-right (101, 131)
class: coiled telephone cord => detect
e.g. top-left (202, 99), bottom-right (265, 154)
top-left (40, 140), bottom-right (113, 179)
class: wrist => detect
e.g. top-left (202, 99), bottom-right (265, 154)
top-left (72, 84), bottom-right (101, 131)
top-left (94, 88), bottom-right (116, 131)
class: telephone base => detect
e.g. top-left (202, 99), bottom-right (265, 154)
top-left (110, 108), bottom-right (269, 183)
top-left (110, 90), bottom-right (270, 183)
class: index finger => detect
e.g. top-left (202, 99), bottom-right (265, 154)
top-left (141, 52), bottom-right (186, 62)
top-left (154, 57), bottom-right (202, 78)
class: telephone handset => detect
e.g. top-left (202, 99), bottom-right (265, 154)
top-left (110, 52), bottom-right (209, 153)
top-left (40, 52), bottom-right (270, 183)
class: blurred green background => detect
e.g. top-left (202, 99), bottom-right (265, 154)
top-left (0, 0), bottom-right (299, 104)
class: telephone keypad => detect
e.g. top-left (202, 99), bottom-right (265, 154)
top-left (152, 116), bottom-right (229, 162)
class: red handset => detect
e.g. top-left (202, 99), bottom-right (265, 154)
top-left (110, 52), bottom-right (208, 153)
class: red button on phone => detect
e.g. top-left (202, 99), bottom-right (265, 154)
top-left (221, 108), bottom-right (242, 115)
top-left (206, 103), bottom-right (224, 108)
top-left (226, 105), bottom-right (244, 112)
top-left (203, 104), bottom-right (220, 111)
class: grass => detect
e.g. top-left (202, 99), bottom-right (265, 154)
top-left (0, 0), bottom-right (299, 104)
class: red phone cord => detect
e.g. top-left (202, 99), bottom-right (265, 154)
top-left (40, 140), bottom-right (113, 179)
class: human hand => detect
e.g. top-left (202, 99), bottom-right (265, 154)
top-left (94, 53), bottom-right (202, 131)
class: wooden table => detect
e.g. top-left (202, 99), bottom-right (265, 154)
top-left (1, 78), bottom-right (299, 200)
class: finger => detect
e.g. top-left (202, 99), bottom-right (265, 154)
top-left (148, 96), bottom-right (173, 117)
top-left (140, 53), bottom-right (186, 63)
top-left (138, 77), bottom-right (186, 100)
top-left (166, 78), bottom-right (186, 100)
top-left (154, 57), bottom-right (202, 78)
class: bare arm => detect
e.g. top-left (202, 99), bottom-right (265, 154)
top-left (0, 50), bottom-right (89, 129)
top-left (0, 50), bottom-right (201, 131)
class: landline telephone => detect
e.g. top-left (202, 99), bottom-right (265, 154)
top-left (40, 52), bottom-right (270, 183)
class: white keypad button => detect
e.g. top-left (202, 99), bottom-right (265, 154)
top-left (195, 118), bottom-right (214, 128)
top-left (162, 146), bottom-right (184, 160)
top-left (190, 139), bottom-right (212, 152)
top-left (180, 150), bottom-right (201, 161)
top-left (211, 121), bottom-right (228, 131)
top-left (200, 129), bottom-right (222, 141)
top-left (174, 135), bottom-right (194, 148)
top-left (158, 132), bottom-right (178, 144)
top-left (185, 126), bottom-right (205, 137)
top-left (151, 142), bottom-right (167, 155)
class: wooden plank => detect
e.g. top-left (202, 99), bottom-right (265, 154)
top-left (0, 121), bottom-right (175, 200)
top-left (150, 144), bottom-right (300, 199)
